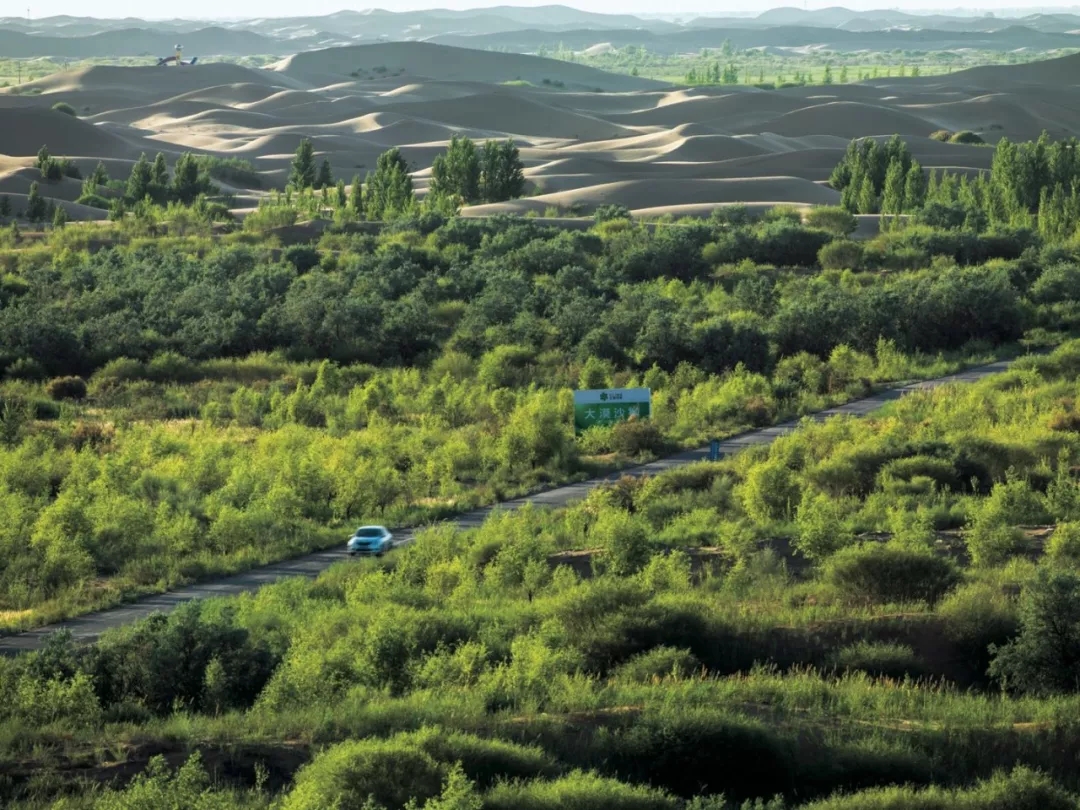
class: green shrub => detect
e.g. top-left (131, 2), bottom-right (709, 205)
top-left (1047, 522), bottom-right (1080, 566)
top-left (949, 130), bottom-right (985, 145)
top-left (804, 206), bottom-right (857, 236)
top-left (739, 458), bottom-right (800, 524)
top-left (794, 490), bottom-right (854, 560)
top-left (938, 582), bottom-right (1018, 671)
top-left (989, 569), bottom-right (1080, 694)
top-left (612, 646), bottom-right (701, 682)
top-left (610, 417), bottom-right (666, 457)
top-left (51, 102), bottom-right (77, 117)
top-left (825, 543), bottom-right (960, 605)
top-left (45, 375), bottom-right (87, 401)
top-left (818, 239), bottom-right (865, 271)
top-left (594, 509), bottom-right (654, 576)
top-left (831, 641), bottom-right (922, 679)
top-left (484, 771), bottom-right (678, 810)
top-left (282, 736), bottom-right (446, 810)
top-left (800, 766), bottom-right (1077, 810)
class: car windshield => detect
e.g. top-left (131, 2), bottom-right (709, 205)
top-left (354, 528), bottom-right (384, 538)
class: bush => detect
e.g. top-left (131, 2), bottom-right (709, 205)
top-left (612, 646), bottom-right (701, 682)
top-left (989, 569), bottom-right (1080, 694)
top-left (1047, 522), bottom-right (1080, 566)
top-left (739, 458), bottom-right (800, 524)
top-left (949, 130), bottom-right (985, 145)
top-left (485, 771), bottom-right (678, 810)
top-left (938, 582), bottom-right (1018, 669)
top-left (282, 736), bottom-right (447, 810)
top-left (825, 543), bottom-right (960, 605)
top-left (45, 375), bottom-right (87, 401)
top-left (51, 102), bottom-right (77, 117)
top-left (800, 766), bottom-right (1077, 810)
top-left (794, 490), bottom-right (854, 560)
top-left (594, 509), bottom-right (653, 576)
top-left (804, 206), bottom-right (856, 236)
top-left (929, 129), bottom-right (952, 142)
top-left (818, 239), bottom-right (865, 271)
top-left (595, 204), bottom-right (632, 223)
top-left (610, 417), bottom-right (666, 457)
top-left (832, 641), bottom-right (922, 679)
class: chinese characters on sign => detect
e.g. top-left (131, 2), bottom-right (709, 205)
top-left (573, 388), bottom-right (652, 434)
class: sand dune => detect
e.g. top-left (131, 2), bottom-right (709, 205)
top-left (4, 43), bottom-right (1080, 219)
top-left (270, 41), bottom-right (665, 92)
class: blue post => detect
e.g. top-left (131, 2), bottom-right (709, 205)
top-left (709, 439), bottom-right (721, 462)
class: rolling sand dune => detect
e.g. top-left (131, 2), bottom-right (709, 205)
top-left (5, 42), bottom-right (1080, 221)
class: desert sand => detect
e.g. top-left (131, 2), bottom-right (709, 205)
top-left (3, 42), bottom-right (1080, 220)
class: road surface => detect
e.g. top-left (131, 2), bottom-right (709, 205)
top-left (0, 357), bottom-right (1017, 655)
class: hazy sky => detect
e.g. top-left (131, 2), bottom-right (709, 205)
top-left (19, 0), bottom-right (1080, 21)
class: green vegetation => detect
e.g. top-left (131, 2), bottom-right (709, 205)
top-left (537, 42), bottom-right (1080, 87)
top-left (11, 342), bottom-right (1080, 807)
top-left (10, 83), bottom-right (1080, 805)
top-left (1, 188), bottom-right (1062, 632)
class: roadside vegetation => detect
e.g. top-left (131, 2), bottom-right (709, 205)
top-left (8, 341), bottom-right (1080, 807)
top-left (1, 172), bottom-right (1061, 633)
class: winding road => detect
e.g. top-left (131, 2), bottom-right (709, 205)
top-left (0, 357), bottom-right (1017, 655)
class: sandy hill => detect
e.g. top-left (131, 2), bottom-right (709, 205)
top-left (270, 42), bottom-right (666, 92)
top-left (20, 63), bottom-right (294, 98)
top-left (0, 107), bottom-right (136, 159)
top-left (4, 47), bottom-right (1080, 221)
top-left (925, 52), bottom-right (1080, 89)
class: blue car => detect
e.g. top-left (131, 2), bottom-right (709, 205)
top-left (347, 525), bottom-right (393, 557)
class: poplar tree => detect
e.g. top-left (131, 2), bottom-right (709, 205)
top-left (289, 138), bottom-right (317, 190)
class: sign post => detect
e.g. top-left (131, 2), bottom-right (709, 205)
top-left (573, 388), bottom-right (651, 434)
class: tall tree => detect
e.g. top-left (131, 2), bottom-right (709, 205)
top-left (316, 159), bottom-right (333, 190)
top-left (126, 154), bottom-right (153, 203)
top-left (152, 153), bottom-right (169, 188)
top-left (881, 158), bottom-right (907, 217)
top-left (171, 152), bottom-right (201, 204)
top-left (364, 148), bottom-right (414, 221)
top-left (349, 175), bottom-right (364, 215)
top-left (89, 161), bottom-right (109, 188)
top-left (25, 181), bottom-right (47, 223)
top-left (290, 138), bottom-right (317, 190)
top-left (903, 160), bottom-right (927, 212)
top-left (857, 173), bottom-right (878, 214)
top-left (430, 135), bottom-right (481, 204)
top-left (480, 139), bottom-right (526, 203)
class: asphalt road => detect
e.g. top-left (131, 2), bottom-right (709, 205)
top-left (0, 357), bottom-right (1017, 655)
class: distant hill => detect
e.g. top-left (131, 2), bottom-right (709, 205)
top-left (4, 6), bottom-right (1080, 61)
top-left (427, 24), bottom-right (1080, 55)
top-left (0, 26), bottom-right (317, 59)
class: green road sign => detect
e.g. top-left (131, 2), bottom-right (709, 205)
top-left (573, 388), bottom-right (651, 434)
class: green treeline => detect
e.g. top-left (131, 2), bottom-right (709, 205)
top-left (277, 136), bottom-right (526, 226)
top-left (831, 130), bottom-right (1080, 240)
top-left (0, 214), bottom-right (1040, 377)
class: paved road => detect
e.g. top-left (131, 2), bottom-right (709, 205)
top-left (0, 357), bottom-right (1017, 655)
